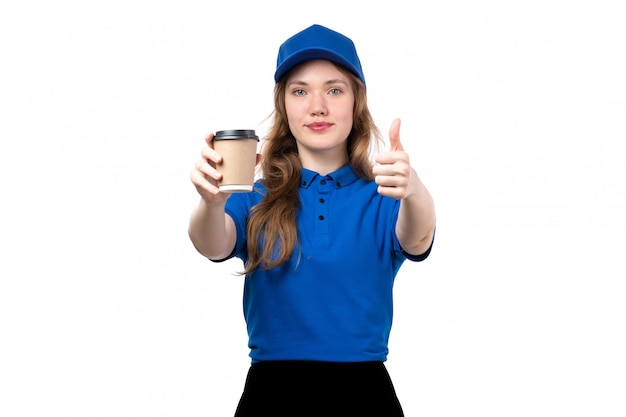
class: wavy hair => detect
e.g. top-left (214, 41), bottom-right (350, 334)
top-left (242, 65), bottom-right (382, 274)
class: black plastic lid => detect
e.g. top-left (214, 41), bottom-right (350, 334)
top-left (214, 130), bottom-right (259, 141)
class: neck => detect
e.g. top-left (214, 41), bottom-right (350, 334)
top-left (298, 150), bottom-right (349, 176)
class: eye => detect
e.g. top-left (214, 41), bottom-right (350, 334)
top-left (328, 88), bottom-right (342, 95)
top-left (293, 88), bottom-right (306, 96)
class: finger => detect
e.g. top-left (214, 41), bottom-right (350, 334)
top-left (374, 150), bottom-right (409, 166)
top-left (388, 118), bottom-right (403, 152)
top-left (205, 132), bottom-right (215, 147)
top-left (194, 157), bottom-right (222, 181)
top-left (201, 145), bottom-right (223, 166)
top-left (376, 184), bottom-right (406, 200)
top-left (190, 168), bottom-right (221, 196)
top-left (375, 174), bottom-right (407, 188)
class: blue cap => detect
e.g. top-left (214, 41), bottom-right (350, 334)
top-left (274, 24), bottom-right (366, 88)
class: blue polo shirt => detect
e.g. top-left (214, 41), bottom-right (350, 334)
top-left (218, 163), bottom-right (432, 363)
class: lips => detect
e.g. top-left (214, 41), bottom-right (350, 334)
top-left (306, 122), bottom-right (332, 131)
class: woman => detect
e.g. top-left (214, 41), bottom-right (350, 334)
top-left (189, 24), bottom-right (436, 416)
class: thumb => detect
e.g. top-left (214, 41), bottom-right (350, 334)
top-left (388, 118), bottom-right (403, 152)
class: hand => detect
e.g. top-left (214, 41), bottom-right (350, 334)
top-left (373, 118), bottom-right (415, 200)
top-left (190, 132), bottom-right (231, 205)
top-left (190, 132), bottom-right (263, 204)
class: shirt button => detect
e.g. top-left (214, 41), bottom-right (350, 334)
top-left (318, 215), bottom-right (324, 220)
top-left (336, 182), bottom-right (342, 187)
top-left (302, 181), bottom-right (307, 186)
top-left (320, 179), bottom-right (327, 185)
top-left (319, 198), bottom-right (325, 203)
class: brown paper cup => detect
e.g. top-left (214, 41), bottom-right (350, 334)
top-left (213, 130), bottom-right (259, 193)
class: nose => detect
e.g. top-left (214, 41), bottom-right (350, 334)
top-left (309, 94), bottom-right (327, 116)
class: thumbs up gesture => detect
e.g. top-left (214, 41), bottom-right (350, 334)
top-left (373, 118), bottom-right (417, 200)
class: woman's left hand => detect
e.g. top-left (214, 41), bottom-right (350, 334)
top-left (373, 118), bottom-right (418, 200)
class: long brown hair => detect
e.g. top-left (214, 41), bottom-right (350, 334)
top-left (242, 64), bottom-right (382, 274)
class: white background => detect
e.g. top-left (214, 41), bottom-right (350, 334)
top-left (1, 1), bottom-right (625, 416)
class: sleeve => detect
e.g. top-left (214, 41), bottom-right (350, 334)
top-left (389, 197), bottom-right (435, 263)
top-left (402, 227), bottom-right (435, 262)
top-left (209, 184), bottom-right (264, 263)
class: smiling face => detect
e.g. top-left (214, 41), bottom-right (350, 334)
top-left (284, 59), bottom-right (355, 172)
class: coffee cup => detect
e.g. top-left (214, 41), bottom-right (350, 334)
top-left (213, 129), bottom-right (259, 192)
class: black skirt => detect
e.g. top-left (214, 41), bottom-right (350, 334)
top-left (234, 360), bottom-right (404, 416)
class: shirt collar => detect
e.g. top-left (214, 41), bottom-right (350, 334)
top-left (300, 163), bottom-right (360, 189)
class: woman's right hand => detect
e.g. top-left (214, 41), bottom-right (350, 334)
top-left (190, 132), bottom-right (230, 205)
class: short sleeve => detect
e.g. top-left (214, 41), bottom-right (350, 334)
top-left (209, 184), bottom-right (265, 263)
top-left (401, 228), bottom-right (435, 262)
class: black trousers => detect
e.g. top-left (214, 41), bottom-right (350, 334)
top-left (234, 360), bottom-right (404, 416)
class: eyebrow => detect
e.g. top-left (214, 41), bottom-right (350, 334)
top-left (287, 79), bottom-right (349, 88)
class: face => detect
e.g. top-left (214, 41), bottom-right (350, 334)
top-left (284, 59), bottom-right (354, 164)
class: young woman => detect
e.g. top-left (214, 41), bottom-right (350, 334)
top-left (189, 24), bottom-right (436, 416)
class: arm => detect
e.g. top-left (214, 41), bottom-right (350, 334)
top-left (374, 119), bottom-right (436, 256)
top-left (395, 169), bottom-right (436, 256)
top-left (188, 199), bottom-right (237, 260)
top-left (188, 133), bottom-right (237, 259)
